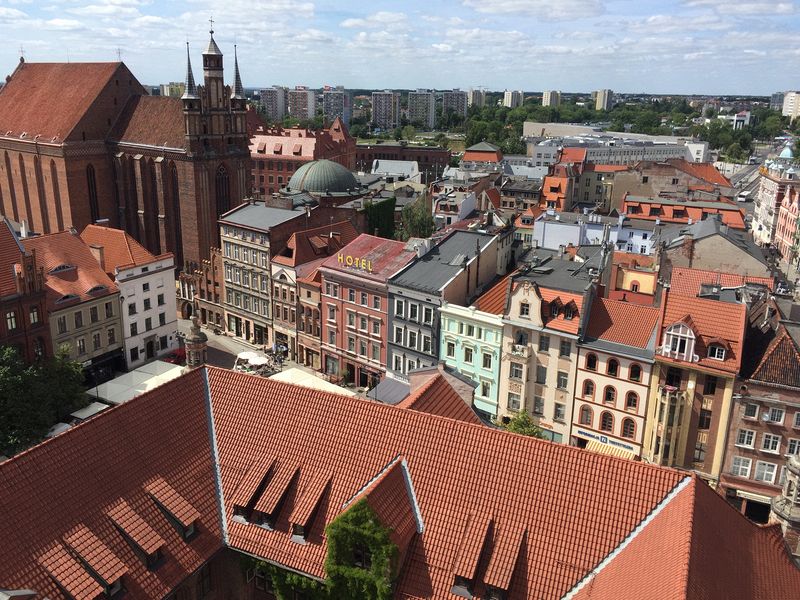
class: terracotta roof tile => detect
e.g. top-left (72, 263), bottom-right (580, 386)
top-left (560, 148), bottom-right (587, 164)
top-left (750, 327), bottom-right (800, 388)
top-left (37, 543), bottom-right (104, 600)
top-left (80, 224), bottom-right (163, 275)
top-left (667, 158), bottom-right (732, 188)
top-left (22, 231), bottom-right (117, 311)
top-left (669, 267), bottom-right (774, 296)
top-left (586, 298), bottom-right (660, 348)
top-left (108, 95), bottom-right (185, 149)
top-left (145, 476), bottom-right (201, 528)
top-left (397, 373), bottom-right (482, 425)
top-left (63, 524), bottom-right (128, 585)
top-left (320, 233), bottom-right (415, 283)
top-left (539, 288), bottom-right (583, 335)
top-left (272, 220), bottom-right (359, 268)
top-left (0, 62), bottom-right (125, 142)
top-left (106, 500), bottom-right (165, 556)
top-left (474, 271), bottom-right (515, 315)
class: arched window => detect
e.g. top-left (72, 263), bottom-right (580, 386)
top-left (585, 353), bottom-right (598, 371)
top-left (579, 405), bottom-right (592, 425)
top-left (170, 163), bottom-right (183, 268)
top-left (5, 151), bottom-right (19, 221)
top-left (663, 322), bottom-right (697, 362)
top-left (50, 159), bottom-right (64, 230)
top-left (583, 380), bottom-right (595, 398)
top-left (600, 412), bottom-right (614, 432)
top-left (604, 386), bottom-right (616, 404)
top-left (607, 358), bottom-right (619, 377)
top-left (629, 363), bottom-right (642, 382)
top-left (215, 164), bottom-right (231, 215)
top-left (34, 156), bottom-right (49, 233)
top-left (622, 418), bottom-right (635, 439)
top-left (86, 164), bottom-right (99, 223)
top-left (626, 391), bottom-right (638, 410)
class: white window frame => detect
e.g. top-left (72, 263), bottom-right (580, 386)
top-left (754, 461), bottom-right (777, 484)
top-left (787, 438), bottom-right (800, 456)
top-left (708, 345), bottom-right (726, 361)
top-left (731, 456), bottom-right (751, 478)
top-left (661, 322), bottom-right (696, 362)
top-left (762, 433), bottom-right (781, 454)
top-left (743, 403), bottom-right (758, 420)
top-left (735, 429), bottom-right (755, 448)
top-left (395, 299), bottom-right (405, 317)
top-left (766, 406), bottom-right (785, 425)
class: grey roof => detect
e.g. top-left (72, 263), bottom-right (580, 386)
top-left (181, 43), bottom-right (198, 99)
top-left (514, 254), bottom-right (601, 293)
top-left (467, 141), bottom-right (501, 152)
top-left (203, 31), bottom-right (222, 56)
top-left (661, 217), bottom-right (768, 265)
top-left (508, 165), bottom-right (549, 179)
top-left (371, 159), bottom-right (419, 178)
top-left (219, 201), bottom-right (305, 230)
top-left (390, 230), bottom-right (496, 294)
top-left (582, 337), bottom-right (655, 361)
top-left (536, 210), bottom-right (656, 231)
top-left (502, 178), bottom-right (542, 192)
top-left (366, 376), bottom-right (409, 405)
top-left (286, 159), bottom-right (362, 196)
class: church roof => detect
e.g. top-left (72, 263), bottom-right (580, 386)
top-left (203, 31), bottom-right (222, 56)
top-left (0, 61), bottom-right (134, 142)
top-left (286, 159), bottom-right (360, 195)
top-left (780, 145), bottom-right (794, 159)
top-left (108, 95), bottom-right (186, 150)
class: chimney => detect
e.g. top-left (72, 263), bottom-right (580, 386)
top-left (89, 244), bottom-right (105, 272)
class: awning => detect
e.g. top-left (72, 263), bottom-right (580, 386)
top-left (736, 489), bottom-right (774, 504)
top-left (585, 440), bottom-right (637, 461)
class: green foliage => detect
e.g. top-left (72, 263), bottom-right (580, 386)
top-left (502, 411), bottom-right (545, 438)
top-left (363, 198), bottom-right (396, 239)
top-left (325, 500), bottom-right (398, 600)
top-left (239, 500), bottom-right (398, 600)
top-left (396, 198), bottom-right (435, 241)
top-left (400, 125), bottom-right (416, 140)
top-left (0, 346), bottom-right (87, 454)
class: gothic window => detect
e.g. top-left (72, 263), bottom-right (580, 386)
top-left (662, 322), bottom-right (697, 362)
top-left (86, 164), bottom-right (99, 223)
top-left (169, 163), bottom-right (183, 268)
top-left (215, 164), bottom-right (231, 215)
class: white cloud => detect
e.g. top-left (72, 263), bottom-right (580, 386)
top-left (683, 0), bottom-right (796, 15)
top-left (625, 14), bottom-right (731, 33)
top-left (463, 0), bottom-right (604, 20)
top-left (0, 6), bottom-right (26, 19)
top-left (42, 17), bottom-right (83, 30)
top-left (340, 11), bottom-right (406, 29)
top-left (432, 43), bottom-right (453, 52)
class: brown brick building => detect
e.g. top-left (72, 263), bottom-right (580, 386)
top-left (0, 28), bottom-right (250, 270)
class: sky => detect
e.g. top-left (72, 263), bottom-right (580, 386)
top-left (0, 0), bottom-right (798, 95)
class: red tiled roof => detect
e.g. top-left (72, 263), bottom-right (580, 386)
top-left (272, 220), bottom-right (359, 268)
top-left (0, 217), bottom-right (24, 297)
top-left (0, 62), bottom-right (126, 142)
top-left (621, 197), bottom-right (745, 229)
top-left (750, 327), bottom-right (800, 388)
top-left (108, 95), bottom-right (185, 149)
top-left (667, 158), bottom-right (732, 188)
top-left (669, 267), bottom-right (774, 296)
top-left (483, 188), bottom-right (502, 209)
top-left (63, 524), bottom-right (128, 585)
top-left (462, 150), bottom-right (503, 163)
top-left (37, 544), bottom-right (105, 600)
top-left (612, 250), bottom-right (655, 268)
top-left (660, 290), bottom-right (746, 374)
top-left (144, 477), bottom-right (201, 528)
top-left (0, 369), bottom-right (222, 599)
top-left (80, 224), bottom-right (165, 275)
top-left (319, 233), bottom-right (415, 283)
top-left (560, 147), bottom-right (587, 163)
top-left (572, 477), bottom-right (800, 599)
top-left (585, 163), bottom-right (629, 173)
top-left (397, 373), bottom-right (483, 425)
top-left (22, 231), bottom-right (118, 311)
top-left (539, 288), bottom-right (583, 335)
top-left (474, 272), bottom-right (514, 315)
top-left (586, 298), bottom-right (660, 348)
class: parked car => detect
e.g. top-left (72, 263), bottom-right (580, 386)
top-left (163, 347), bottom-right (186, 365)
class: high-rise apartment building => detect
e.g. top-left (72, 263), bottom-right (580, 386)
top-left (595, 89), bottom-right (614, 111)
top-left (407, 89), bottom-right (435, 129)
top-left (288, 86), bottom-right (316, 119)
top-left (371, 90), bottom-right (400, 130)
top-left (503, 89), bottom-right (523, 108)
top-left (468, 88), bottom-right (485, 108)
top-left (442, 89), bottom-right (468, 121)
top-left (159, 81), bottom-right (185, 98)
top-left (782, 91), bottom-right (800, 120)
top-left (323, 86), bottom-right (351, 125)
top-left (542, 90), bottom-right (561, 107)
top-left (260, 86), bottom-right (287, 121)
top-left (770, 92), bottom-right (785, 112)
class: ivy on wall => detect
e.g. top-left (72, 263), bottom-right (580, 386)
top-left (363, 197), bottom-right (396, 240)
top-left (240, 500), bottom-right (399, 600)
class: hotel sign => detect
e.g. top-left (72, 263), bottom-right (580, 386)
top-left (576, 428), bottom-right (636, 453)
top-left (337, 253), bottom-right (373, 272)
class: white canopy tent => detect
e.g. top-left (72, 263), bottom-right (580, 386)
top-left (87, 361), bottom-right (186, 405)
top-left (269, 367), bottom-right (358, 397)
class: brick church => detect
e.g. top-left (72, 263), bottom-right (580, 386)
top-left (0, 28), bottom-right (250, 269)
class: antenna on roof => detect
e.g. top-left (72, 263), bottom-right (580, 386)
top-left (116, 47), bottom-right (122, 61)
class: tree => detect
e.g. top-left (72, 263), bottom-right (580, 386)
top-left (0, 346), bottom-right (87, 455)
top-left (401, 125), bottom-right (416, 141)
top-left (502, 412), bottom-right (545, 438)
top-left (396, 199), bottom-right (435, 241)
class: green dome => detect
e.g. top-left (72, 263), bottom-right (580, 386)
top-left (780, 145), bottom-right (794, 160)
top-left (286, 159), bottom-right (359, 195)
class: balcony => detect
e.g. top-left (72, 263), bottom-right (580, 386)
top-left (506, 341), bottom-right (532, 359)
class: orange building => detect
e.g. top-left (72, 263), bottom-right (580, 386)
top-left (622, 193), bottom-right (746, 229)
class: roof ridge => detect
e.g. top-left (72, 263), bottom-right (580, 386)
top-left (396, 373), bottom-right (443, 409)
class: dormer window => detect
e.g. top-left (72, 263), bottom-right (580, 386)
top-left (519, 302), bottom-right (530, 317)
top-left (708, 344), bottom-right (726, 361)
top-left (49, 264), bottom-right (75, 274)
top-left (662, 322), bottom-right (697, 362)
top-left (56, 293), bottom-right (80, 304)
top-left (564, 305), bottom-right (574, 320)
top-left (87, 285), bottom-right (107, 295)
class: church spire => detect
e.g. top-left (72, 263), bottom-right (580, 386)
top-left (231, 44), bottom-right (244, 100)
top-left (181, 42), bottom-right (198, 99)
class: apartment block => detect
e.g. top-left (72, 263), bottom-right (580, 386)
top-left (407, 89), bottom-right (435, 129)
top-left (371, 90), bottom-right (400, 130)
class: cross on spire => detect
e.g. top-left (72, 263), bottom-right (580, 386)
top-left (208, 15), bottom-right (214, 34)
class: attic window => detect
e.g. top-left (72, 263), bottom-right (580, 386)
top-left (64, 524), bottom-right (128, 597)
top-left (145, 477), bottom-right (201, 541)
top-left (56, 293), bottom-right (80, 304)
top-left (107, 499), bottom-right (165, 569)
top-left (708, 344), bottom-right (726, 361)
top-left (49, 264), bottom-right (75, 274)
top-left (352, 544), bottom-right (372, 569)
top-left (662, 322), bottom-right (697, 362)
top-left (87, 285), bottom-right (107, 295)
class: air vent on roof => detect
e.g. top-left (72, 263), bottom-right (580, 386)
top-left (532, 267), bottom-right (553, 274)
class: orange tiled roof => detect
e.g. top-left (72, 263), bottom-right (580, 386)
top-left (80, 224), bottom-right (164, 275)
top-left (474, 271), bottom-right (515, 315)
top-left (585, 163), bottom-right (629, 173)
top-left (0, 62), bottom-right (128, 142)
top-left (572, 477), bottom-right (800, 599)
top-left (669, 267), bottom-right (774, 296)
top-left (3, 367), bottom-right (799, 598)
top-left (0, 368), bottom-right (222, 599)
top-left (667, 158), bottom-right (732, 188)
top-left (0, 217), bottom-right (24, 297)
top-left (272, 220), bottom-right (359, 268)
top-left (539, 288), bottom-right (583, 335)
top-left (462, 150), bottom-right (503, 163)
top-left (660, 290), bottom-right (746, 374)
top-left (108, 96), bottom-right (185, 149)
top-left (22, 231), bottom-right (118, 311)
top-left (586, 298), bottom-right (660, 348)
top-left (612, 250), bottom-right (655, 268)
top-left (560, 147), bottom-right (587, 163)
top-left (483, 188), bottom-right (502, 209)
top-left (319, 233), bottom-right (415, 283)
top-left (397, 373), bottom-right (482, 425)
